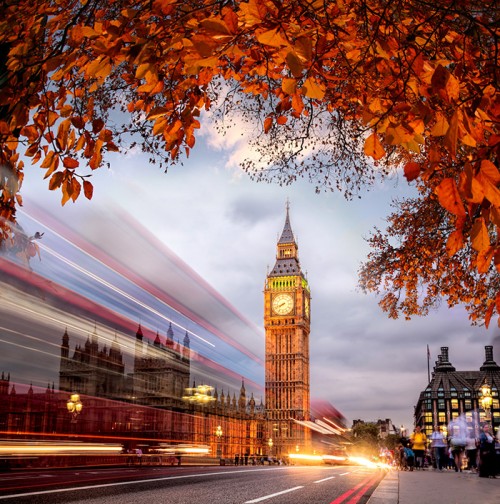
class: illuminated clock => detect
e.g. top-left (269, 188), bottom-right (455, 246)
top-left (272, 293), bottom-right (294, 315)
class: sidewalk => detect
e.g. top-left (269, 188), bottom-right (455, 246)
top-left (368, 468), bottom-right (499, 504)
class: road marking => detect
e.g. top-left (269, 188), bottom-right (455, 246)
top-left (0, 467), bottom-right (281, 499)
top-left (244, 486), bottom-right (304, 503)
top-left (314, 476), bottom-right (335, 483)
top-left (339, 472), bottom-right (350, 476)
top-left (329, 474), bottom-right (380, 504)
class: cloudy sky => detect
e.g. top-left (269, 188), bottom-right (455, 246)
top-left (2, 118), bottom-right (499, 433)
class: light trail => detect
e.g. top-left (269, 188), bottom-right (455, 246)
top-left (35, 240), bottom-right (215, 348)
top-left (20, 205), bottom-right (264, 366)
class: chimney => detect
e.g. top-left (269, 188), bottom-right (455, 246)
top-left (434, 347), bottom-right (455, 372)
top-left (480, 345), bottom-right (500, 371)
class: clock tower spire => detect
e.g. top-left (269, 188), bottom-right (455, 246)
top-left (264, 203), bottom-right (311, 458)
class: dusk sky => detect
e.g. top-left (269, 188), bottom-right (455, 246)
top-left (2, 116), bottom-right (499, 434)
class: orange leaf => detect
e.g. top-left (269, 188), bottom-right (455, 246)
top-left (282, 78), bottom-right (296, 95)
top-left (201, 19), bottom-right (231, 36)
top-left (479, 176), bottom-right (500, 208)
top-left (48, 172), bottom-right (63, 190)
top-left (276, 116), bottom-right (287, 125)
top-left (63, 157), bottom-right (79, 169)
top-left (403, 161), bottom-right (420, 182)
top-left (485, 302), bottom-right (494, 329)
top-left (480, 159), bottom-right (500, 185)
top-left (264, 116), bottom-right (273, 133)
top-left (83, 180), bottom-right (93, 200)
top-left (435, 178), bottom-right (465, 217)
top-left (477, 246), bottom-right (494, 273)
top-left (363, 133), bottom-right (385, 161)
top-left (302, 77), bottom-right (325, 100)
top-left (471, 217), bottom-right (490, 252)
top-left (444, 110), bottom-right (458, 159)
top-left (494, 250), bottom-right (500, 273)
top-left (430, 112), bottom-right (449, 137)
top-left (257, 28), bottom-right (288, 48)
top-left (446, 229), bottom-right (464, 257)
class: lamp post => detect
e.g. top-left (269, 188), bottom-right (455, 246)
top-left (480, 381), bottom-right (493, 422)
top-left (215, 425), bottom-right (223, 459)
top-left (67, 393), bottom-right (83, 434)
top-left (268, 438), bottom-right (273, 461)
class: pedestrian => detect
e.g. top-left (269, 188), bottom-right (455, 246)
top-left (135, 447), bottom-right (143, 466)
top-left (430, 425), bottom-right (447, 471)
top-left (448, 422), bottom-right (466, 472)
top-left (478, 423), bottom-right (496, 478)
top-left (410, 425), bottom-right (427, 470)
top-left (465, 426), bottom-right (478, 472)
top-left (404, 446), bottom-right (415, 471)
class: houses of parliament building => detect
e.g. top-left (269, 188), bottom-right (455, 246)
top-left (0, 207), bottom-right (344, 463)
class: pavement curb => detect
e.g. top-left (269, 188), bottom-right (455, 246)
top-left (367, 470), bottom-right (399, 504)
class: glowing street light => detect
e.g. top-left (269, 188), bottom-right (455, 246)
top-left (268, 438), bottom-right (273, 458)
top-left (480, 381), bottom-right (493, 420)
top-left (67, 393), bottom-right (83, 423)
top-left (215, 425), bottom-right (223, 459)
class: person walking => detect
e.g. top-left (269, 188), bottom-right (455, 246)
top-left (430, 425), bottom-right (447, 470)
top-left (410, 425), bottom-right (427, 470)
top-left (448, 421), bottom-right (466, 472)
top-left (465, 426), bottom-right (479, 472)
top-left (478, 423), bottom-right (496, 478)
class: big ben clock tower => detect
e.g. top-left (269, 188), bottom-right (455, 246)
top-left (264, 203), bottom-right (311, 458)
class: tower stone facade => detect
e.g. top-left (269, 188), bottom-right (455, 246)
top-left (264, 204), bottom-right (312, 457)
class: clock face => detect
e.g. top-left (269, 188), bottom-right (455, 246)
top-left (272, 293), bottom-right (294, 315)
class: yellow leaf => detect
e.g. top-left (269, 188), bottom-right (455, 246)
top-left (239, 0), bottom-right (263, 26)
top-left (435, 178), bottom-right (466, 217)
top-left (302, 77), bottom-right (325, 100)
top-left (257, 28), bottom-right (289, 48)
top-left (282, 78), bottom-right (297, 95)
top-left (136, 63), bottom-right (152, 80)
top-left (363, 133), bottom-right (385, 161)
top-left (430, 112), bottom-right (449, 136)
top-left (471, 217), bottom-right (490, 252)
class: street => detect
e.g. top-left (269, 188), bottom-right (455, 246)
top-left (0, 464), bottom-right (385, 504)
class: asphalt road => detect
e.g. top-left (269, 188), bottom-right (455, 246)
top-left (0, 464), bottom-right (385, 504)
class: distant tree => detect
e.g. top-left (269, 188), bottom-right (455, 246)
top-left (0, 1), bottom-right (498, 323)
top-left (350, 422), bottom-right (380, 457)
top-left (383, 433), bottom-right (400, 452)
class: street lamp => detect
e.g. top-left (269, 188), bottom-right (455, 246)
top-left (215, 425), bottom-right (223, 459)
top-left (480, 381), bottom-right (493, 421)
top-left (268, 438), bottom-right (273, 459)
top-left (67, 393), bottom-right (83, 423)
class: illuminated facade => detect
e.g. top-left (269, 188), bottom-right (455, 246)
top-left (264, 205), bottom-right (312, 457)
top-left (414, 346), bottom-right (500, 436)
